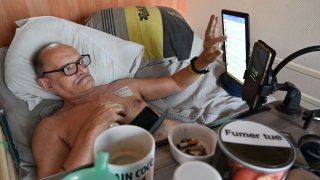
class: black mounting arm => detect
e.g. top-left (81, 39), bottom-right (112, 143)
top-left (269, 46), bottom-right (320, 115)
top-left (243, 43), bottom-right (320, 117)
top-left (274, 82), bottom-right (301, 115)
top-left (272, 46), bottom-right (320, 79)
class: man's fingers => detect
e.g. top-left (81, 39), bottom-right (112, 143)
top-left (103, 101), bottom-right (127, 117)
top-left (113, 104), bottom-right (127, 117)
top-left (112, 107), bottom-right (127, 124)
top-left (206, 35), bottom-right (227, 45)
top-left (201, 15), bottom-right (226, 62)
top-left (215, 35), bottom-right (228, 43)
top-left (212, 16), bottom-right (219, 37)
top-left (205, 15), bottom-right (215, 39)
top-left (117, 108), bottom-right (127, 117)
top-left (214, 49), bottom-right (223, 57)
top-left (205, 15), bottom-right (220, 39)
top-left (204, 35), bottom-right (227, 51)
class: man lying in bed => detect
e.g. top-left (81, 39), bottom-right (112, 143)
top-left (32, 15), bottom-right (227, 179)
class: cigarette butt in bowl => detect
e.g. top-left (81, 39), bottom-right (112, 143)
top-left (186, 144), bottom-right (205, 152)
top-left (180, 138), bottom-right (192, 143)
top-left (177, 138), bottom-right (199, 148)
top-left (188, 151), bottom-right (203, 156)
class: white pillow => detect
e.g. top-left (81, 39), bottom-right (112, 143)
top-left (4, 16), bottom-right (144, 110)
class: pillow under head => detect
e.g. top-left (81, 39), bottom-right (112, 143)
top-left (5, 16), bottom-right (144, 110)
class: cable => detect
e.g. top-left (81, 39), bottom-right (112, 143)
top-left (272, 46), bottom-right (320, 80)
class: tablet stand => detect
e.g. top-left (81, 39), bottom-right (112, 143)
top-left (218, 72), bottom-right (242, 97)
top-left (249, 45), bottom-right (320, 117)
top-left (272, 46), bottom-right (320, 115)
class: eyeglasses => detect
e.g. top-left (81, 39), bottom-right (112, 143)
top-left (42, 54), bottom-right (91, 77)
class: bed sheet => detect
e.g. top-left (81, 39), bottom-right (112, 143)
top-left (135, 58), bottom-right (249, 125)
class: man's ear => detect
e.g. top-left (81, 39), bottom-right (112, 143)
top-left (37, 78), bottom-right (54, 93)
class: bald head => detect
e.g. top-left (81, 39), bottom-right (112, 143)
top-left (33, 43), bottom-right (79, 77)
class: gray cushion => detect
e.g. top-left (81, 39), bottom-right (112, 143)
top-left (85, 6), bottom-right (203, 67)
top-left (0, 47), bottom-right (63, 179)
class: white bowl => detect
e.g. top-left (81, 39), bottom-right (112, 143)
top-left (168, 123), bottom-right (217, 164)
top-left (173, 161), bottom-right (222, 180)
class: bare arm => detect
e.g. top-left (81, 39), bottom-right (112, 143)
top-left (32, 121), bottom-right (99, 178)
top-left (32, 101), bottom-right (127, 179)
top-left (32, 119), bottom-right (71, 178)
top-left (132, 15), bottom-right (227, 101)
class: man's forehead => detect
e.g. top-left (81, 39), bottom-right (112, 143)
top-left (43, 44), bottom-right (78, 55)
top-left (40, 44), bottom-right (79, 65)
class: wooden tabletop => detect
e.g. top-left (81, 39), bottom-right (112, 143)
top-left (153, 100), bottom-right (320, 180)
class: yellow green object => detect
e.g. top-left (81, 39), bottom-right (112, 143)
top-left (62, 152), bottom-right (118, 180)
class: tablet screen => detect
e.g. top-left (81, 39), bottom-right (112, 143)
top-left (222, 10), bottom-right (250, 84)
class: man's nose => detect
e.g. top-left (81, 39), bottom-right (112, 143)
top-left (76, 64), bottom-right (88, 75)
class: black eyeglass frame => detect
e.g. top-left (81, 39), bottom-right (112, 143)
top-left (42, 54), bottom-right (91, 77)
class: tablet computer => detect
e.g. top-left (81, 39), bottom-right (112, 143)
top-left (220, 9), bottom-right (250, 96)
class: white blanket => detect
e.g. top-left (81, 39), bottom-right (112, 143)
top-left (135, 58), bottom-right (249, 125)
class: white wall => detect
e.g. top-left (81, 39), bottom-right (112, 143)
top-left (185, 0), bottom-right (320, 109)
